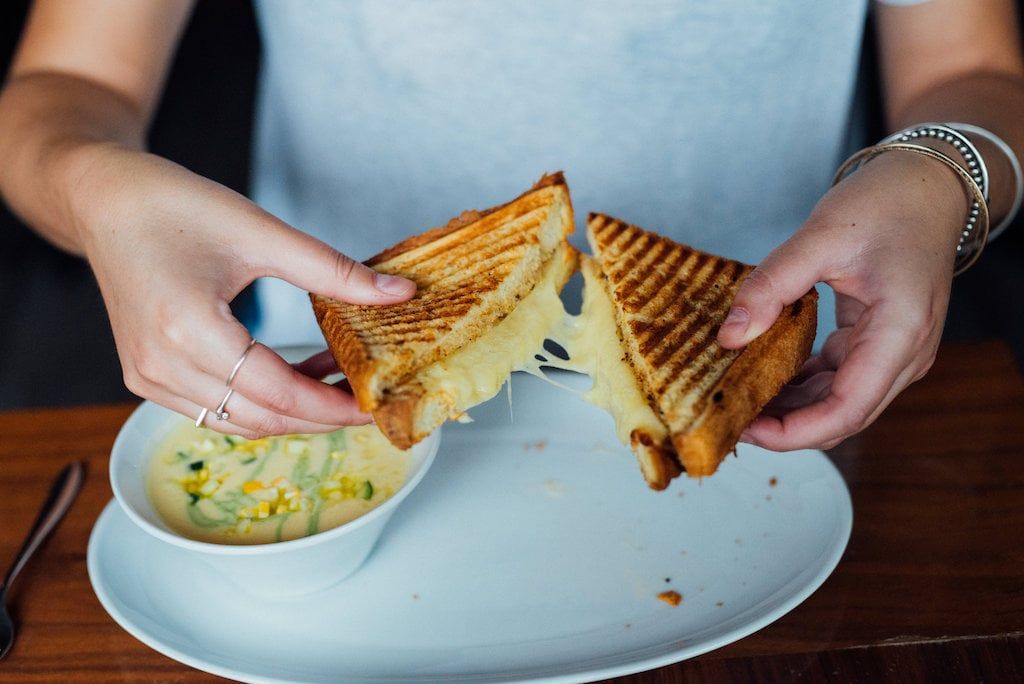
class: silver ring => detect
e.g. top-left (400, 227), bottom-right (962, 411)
top-left (226, 338), bottom-right (258, 387)
top-left (211, 338), bottom-right (256, 423)
top-left (214, 388), bottom-right (234, 422)
top-left (195, 407), bottom-right (210, 427)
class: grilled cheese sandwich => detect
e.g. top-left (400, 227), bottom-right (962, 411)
top-left (312, 177), bottom-right (816, 490)
top-left (312, 173), bottom-right (576, 449)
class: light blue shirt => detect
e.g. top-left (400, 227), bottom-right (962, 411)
top-left (250, 1), bottom-right (912, 347)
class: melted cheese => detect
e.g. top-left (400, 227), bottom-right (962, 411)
top-left (417, 251), bottom-right (667, 451)
top-left (543, 259), bottom-right (669, 446)
top-left (417, 249), bottom-right (572, 414)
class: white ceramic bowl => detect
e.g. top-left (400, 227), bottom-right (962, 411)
top-left (109, 374), bottom-right (440, 597)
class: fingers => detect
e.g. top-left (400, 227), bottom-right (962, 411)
top-left (128, 379), bottom-right (264, 441)
top-left (141, 363), bottom-right (367, 436)
top-left (718, 237), bottom-right (822, 350)
top-left (759, 371), bottom-right (835, 419)
top-left (167, 308), bottom-right (371, 427)
top-left (202, 343), bottom-right (371, 427)
top-left (252, 219), bottom-right (415, 304)
top-left (740, 305), bottom-right (916, 451)
top-left (128, 304), bottom-right (372, 433)
top-left (292, 350), bottom-right (340, 380)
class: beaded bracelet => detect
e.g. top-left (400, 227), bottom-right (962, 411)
top-left (833, 142), bottom-right (990, 275)
top-left (949, 122), bottom-right (1023, 242)
top-left (881, 124), bottom-right (990, 262)
top-left (881, 124), bottom-right (989, 201)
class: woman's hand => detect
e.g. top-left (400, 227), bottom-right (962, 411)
top-left (66, 143), bottom-right (415, 439)
top-left (716, 150), bottom-right (967, 450)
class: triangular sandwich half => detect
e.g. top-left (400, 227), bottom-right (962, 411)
top-left (312, 174), bottom-right (576, 449)
top-left (584, 213), bottom-right (817, 485)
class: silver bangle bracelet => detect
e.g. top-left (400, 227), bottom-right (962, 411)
top-left (881, 123), bottom-right (990, 265)
top-left (834, 142), bottom-right (990, 275)
top-left (948, 122), bottom-right (1023, 242)
top-left (882, 123), bottom-right (989, 200)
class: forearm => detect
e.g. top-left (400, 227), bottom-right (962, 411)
top-left (0, 71), bottom-right (147, 256)
top-left (887, 70), bottom-right (1024, 225)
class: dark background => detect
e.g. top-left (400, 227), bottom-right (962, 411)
top-left (1, 1), bottom-right (1022, 410)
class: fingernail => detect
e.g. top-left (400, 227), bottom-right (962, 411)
top-left (722, 307), bottom-right (749, 332)
top-left (374, 273), bottom-right (414, 295)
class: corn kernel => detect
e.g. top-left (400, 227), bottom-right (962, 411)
top-left (257, 501), bottom-right (271, 519)
top-left (271, 476), bottom-right (288, 488)
top-left (252, 488), bottom-right (278, 502)
top-left (242, 480), bottom-right (263, 494)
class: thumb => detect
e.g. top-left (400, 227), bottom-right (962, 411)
top-left (258, 225), bottom-right (415, 305)
top-left (717, 237), bottom-right (820, 349)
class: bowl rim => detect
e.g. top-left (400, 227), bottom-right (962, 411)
top-left (109, 400), bottom-right (441, 556)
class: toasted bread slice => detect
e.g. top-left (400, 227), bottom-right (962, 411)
top-left (312, 173), bottom-right (575, 448)
top-left (587, 213), bottom-right (817, 481)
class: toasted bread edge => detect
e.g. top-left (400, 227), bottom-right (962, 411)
top-left (674, 288), bottom-right (818, 477)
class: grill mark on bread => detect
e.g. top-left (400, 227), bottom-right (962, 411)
top-left (404, 233), bottom-right (534, 287)
top-left (383, 212), bottom-right (545, 275)
top-left (652, 315), bottom-right (716, 370)
top-left (600, 219), bottom-right (638, 257)
top-left (344, 292), bottom-right (481, 327)
top-left (615, 240), bottom-right (673, 308)
top-left (634, 253), bottom-right (714, 343)
top-left (653, 309), bottom-right (734, 393)
top-left (588, 213), bottom-right (608, 234)
top-left (622, 248), bottom-right (695, 315)
top-left (607, 233), bottom-right (654, 285)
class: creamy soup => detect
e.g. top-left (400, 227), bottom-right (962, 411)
top-left (148, 423), bottom-right (411, 545)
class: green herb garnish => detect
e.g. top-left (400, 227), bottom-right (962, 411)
top-left (359, 480), bottom-right (374, 500)
top-left (189, 460), bottom-right (205, 471)
top-left (175, 450), bottom-right (190, 461)
top-left (188, 492), bottom-right (200, 505)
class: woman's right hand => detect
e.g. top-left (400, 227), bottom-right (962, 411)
top-left (66, 142), bottom-right (416, 439)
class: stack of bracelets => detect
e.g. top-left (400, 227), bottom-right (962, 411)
top-left (833, 122), bottom-right (1024, 275)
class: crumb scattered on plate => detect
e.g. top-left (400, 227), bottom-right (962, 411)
top-left (769, 476), bottom-right (778, 487)
top-left (715, 601), bottom-right (724, 608)
top-left (524, 440), bottom-right (547, 451)
top-left (657, 590), bottom-right (682, 607)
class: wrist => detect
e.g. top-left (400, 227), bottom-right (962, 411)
top-left (866, 150), bottom-right (968, 250)
top-left (52, 140), bottom-right (134, 256)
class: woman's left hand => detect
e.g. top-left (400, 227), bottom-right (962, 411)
top-left (716, 149), bottom-right (969, 450)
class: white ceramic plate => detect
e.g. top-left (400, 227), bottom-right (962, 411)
top-left (88, 372), bottom-right (852, 683)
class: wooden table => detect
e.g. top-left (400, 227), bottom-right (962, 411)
top-left (2, 340), bottom-right (1023, 682)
